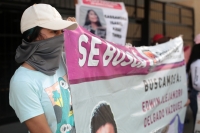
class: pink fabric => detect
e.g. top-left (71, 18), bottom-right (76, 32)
top-left (64, 26), bottom-right (185, 84)
top-left (64, 26), bottom-right (151, 83)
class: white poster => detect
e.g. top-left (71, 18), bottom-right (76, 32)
top-left (76, 0), bottom-right (128, 45)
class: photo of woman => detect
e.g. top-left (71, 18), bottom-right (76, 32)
top-left (83, 9), bottom-right (106, 39)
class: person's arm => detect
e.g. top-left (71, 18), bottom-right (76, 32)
top-left (184, 99), bottom-right (190, 107)
top-left (25, 114), bottom-right (52, 133)
top-left (9, 81), bottom-right (50, 132)
top-left (192, 65), bottom-right (200, 91)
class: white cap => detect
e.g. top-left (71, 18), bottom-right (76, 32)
top-left (20, 4), bottom-right (78, 33)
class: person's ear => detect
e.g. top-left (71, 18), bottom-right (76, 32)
top-left (34, 34), bottom-right (45, 41)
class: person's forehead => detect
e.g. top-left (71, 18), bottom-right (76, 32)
top-left (89, 10), bottom-right (95, 13)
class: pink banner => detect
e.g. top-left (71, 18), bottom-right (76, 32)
top-left (64, 26), bottom-right (154, 84)
top-left (82, 0), bottom-right (123, 9)
top-left (64, 26), bottom-right (185, 84)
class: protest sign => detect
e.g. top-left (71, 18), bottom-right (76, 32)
top-left (64, 26), bottom-right (187, 133)
top-left (76, 0), bottom-right (128, 45)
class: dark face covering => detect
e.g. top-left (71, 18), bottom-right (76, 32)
top-left (15, 34), bottom-right (64, 76)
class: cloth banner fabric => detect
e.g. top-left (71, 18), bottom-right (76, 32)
top-left (64, 26), bottom-right (187, 133)
top-left (76, 0), bottom-right (128, 45)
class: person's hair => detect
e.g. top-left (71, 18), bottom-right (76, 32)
top-left (22, 26), bottom-right (42, 42)
top-left (90, 102), bottom-right (117, 133)
top-left (186, 44), bottom-right (200, 88)
top-left (84, 9), bottom-right (102, 27)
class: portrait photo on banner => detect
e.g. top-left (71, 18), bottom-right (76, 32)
top-left (79, 6), bottom-right (106, 39)
top-left (90, 101), bottom-right (117, 133)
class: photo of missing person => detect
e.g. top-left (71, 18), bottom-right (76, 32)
top-left (142, 50), bottom-right (157, 64)
top-left (80, 7), bottom-right (106, 39)
top-left (90, 102), bottom-right (117, 133)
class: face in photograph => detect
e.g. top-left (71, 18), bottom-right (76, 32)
top-left (96, 123), bottom-right (115, 133)
top-left (90, 102), bottom-right (117, 133)
top-left (88, 10), bottom-right (98, 23)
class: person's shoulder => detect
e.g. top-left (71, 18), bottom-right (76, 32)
top-left (97, 27), bottom-right (106, 32)
top-left (196, 59), bottom-right (200, 62)
top-left (10, 66), bottom-right (46, 84)
top-left (191, 59), bottom-right (200, 67)
top-left (83, 25), bottom-right (91, 29)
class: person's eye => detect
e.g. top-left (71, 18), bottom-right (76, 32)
top-left (53, 30), bottom-right (58, 33)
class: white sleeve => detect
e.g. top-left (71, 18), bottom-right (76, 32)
top-left (191, 65), bottom-right (200, 91)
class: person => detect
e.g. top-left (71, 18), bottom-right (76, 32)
top-left (90, 102), bottom-right (117, 133)
top-left (186, 34), bottom-right (200, 131)
top-left (150, 34), bottom-right (172, 46)
top-left (83, 9), bottom-right (106, 39)
top-left (150, 34), bottom-right (164, 46)
top-left (9, 4), bottom-right (78, 133)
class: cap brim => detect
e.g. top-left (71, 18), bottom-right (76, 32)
top-left (39, 20), bottom-right (78, 30)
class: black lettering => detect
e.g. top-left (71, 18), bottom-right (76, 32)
top-left (144, 80), bottom-right (148, 92)
top-left (149, 79), bottom-right (153, 90)
top-left (163, 77), bottom-right (166, 87)
top-left (159, 78), bottom-right (162, 88)
top-left (167, 75), bottom-right (170, 86)
top-left (173, 74), bottom-right (176, 84)
top-left (112, 33), bottom-right (121, 38)
top-left (110, 21), bottom-right (123, 26)
top-left (177, 74), bottom-right (179, 82)
top-left (113, 27), bottom-right (121, 32)
top-left (154, 78), bottom-right (157, 89)
top-left (171, 75), bottom-right (174, 84)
